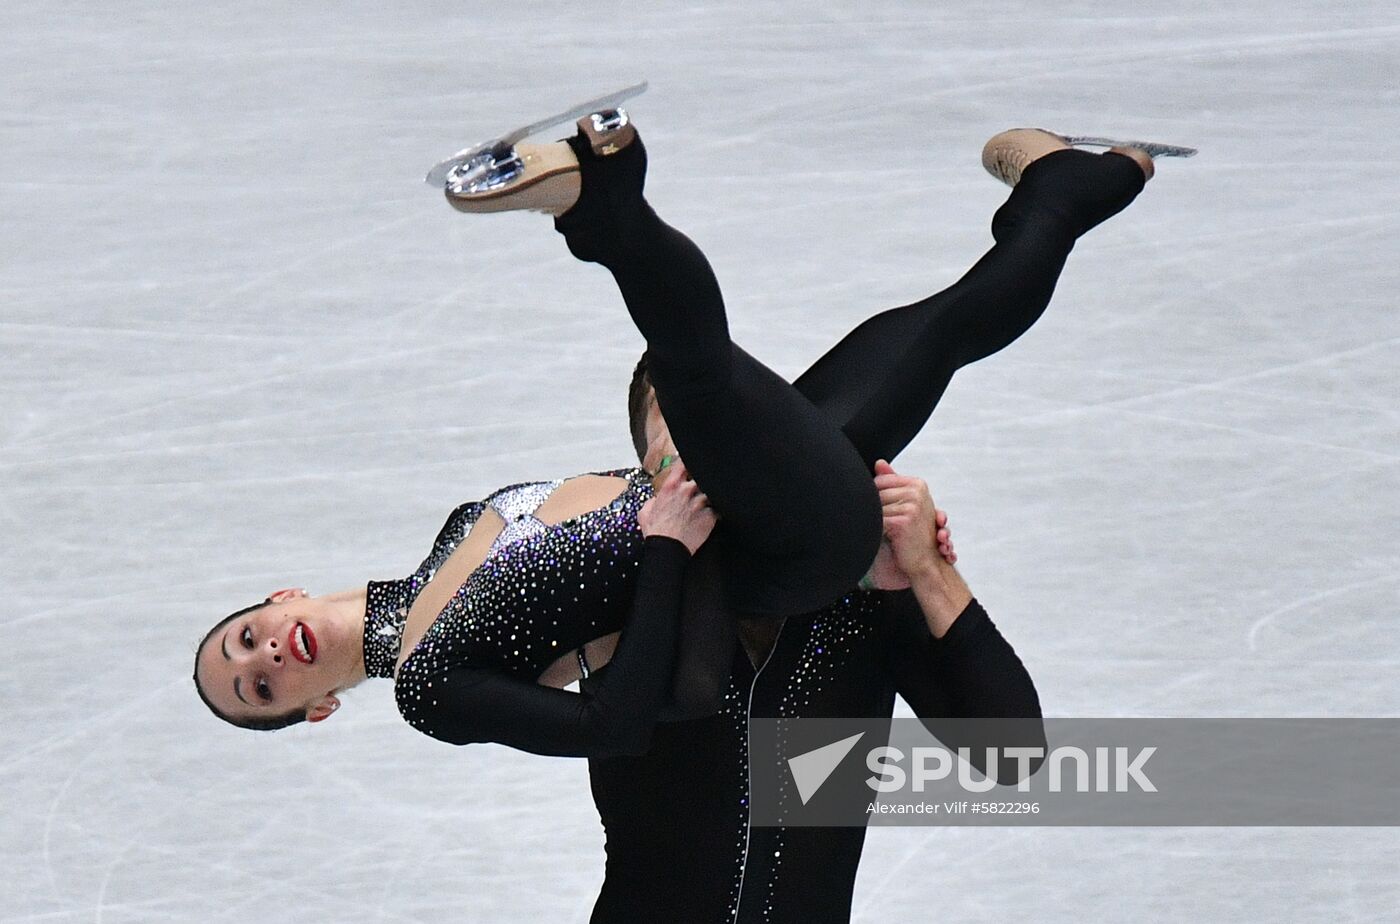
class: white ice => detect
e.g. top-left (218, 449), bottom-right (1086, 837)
top-left (3, 1), bottom-right (1398, 921)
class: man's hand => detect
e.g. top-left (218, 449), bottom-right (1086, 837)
top-left (873, 460), bottom-right (972, 636)
top-left (862, 460), bottom-right (955, 591)
top-left (874, 459), bottom-right (955, 578)
top-left (638, 460), bottom-right (717, 555)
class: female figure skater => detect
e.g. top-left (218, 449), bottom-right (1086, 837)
top-left (193, 114), bottom-right (1160, 756)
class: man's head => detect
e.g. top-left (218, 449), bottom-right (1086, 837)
top-left (193, 588), bottom-right (360, 731)
top-left (627, 352), bottom-right (674, 469)
top-left (627, 353), bottom-right (653, 464)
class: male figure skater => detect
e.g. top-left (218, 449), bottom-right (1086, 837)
top-left (584, 378), bottom-right (1044, 923)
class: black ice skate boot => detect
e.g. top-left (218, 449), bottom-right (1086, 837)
top-left (547, 110), bottom-right (656, 267)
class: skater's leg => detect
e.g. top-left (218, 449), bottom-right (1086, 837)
top-left (794, 148), bottom-right (1147, 465)
top-left (666, 345), bottom-right (880, 614)
top-left (554, 132), bottom-right (734, 399)
top-left (555, 131), bottom-right (880, 614)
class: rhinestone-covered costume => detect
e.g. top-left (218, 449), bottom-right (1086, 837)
top-left (362, 467), bottom-right (698, 757)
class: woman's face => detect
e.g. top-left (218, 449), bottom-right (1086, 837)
top-left (195, 590), bottom-right (358, 725)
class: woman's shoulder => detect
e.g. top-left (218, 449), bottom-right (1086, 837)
top-left (486, 467), bottom-right (649, 498)
top-left (425, 469), bottom-right (648, 546)
top-left (591, 465), bottom-right (649, 479)
top-left (476, 467), bottom-right (643, 506)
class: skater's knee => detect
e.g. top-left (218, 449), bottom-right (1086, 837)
top-left (650, 353), bottom-right (734, 404)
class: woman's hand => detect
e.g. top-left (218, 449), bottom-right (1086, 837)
top-left (638, 460), bottom-right (717, 555)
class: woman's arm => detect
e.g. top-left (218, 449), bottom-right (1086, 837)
top-left (399, 535), bottom-right (693, 756)
top-left (396, 463), bottom-right (716, 758)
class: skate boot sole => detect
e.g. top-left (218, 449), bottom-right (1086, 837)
top-left (442, 142), bottom-right (582, 215)
top-left (440, 106), bottom-right (640, 215)
top-left (429, 83), bottom-right (647, 216)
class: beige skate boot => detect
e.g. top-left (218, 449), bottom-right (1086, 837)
top-left (981, 129), bottom-right (1073, 187)
top-left (441, 140), bottom-right (582, 216)
top-left (426, 82), bottom-right (649, 217)
top-left (439, 110), bottom-right (641, 217)
top-left (982, 128), bottom-right (1198, 187)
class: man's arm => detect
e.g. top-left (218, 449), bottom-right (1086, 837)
top-left (872, 458), bottom-right (971, 638)
top-left (873, 460), bottom-right (1045, 783)
top-left (907, 552), bottom-right (974, 639)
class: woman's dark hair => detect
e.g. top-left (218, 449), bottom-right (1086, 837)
top-left (627, 352), bottom-right (652, 464)
top-left (193, 599), bottom-right (307, 732)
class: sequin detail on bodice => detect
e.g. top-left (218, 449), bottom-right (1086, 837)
top-left (363, 579), bottom-right (413, 679)
top-left (487, 478), bottom-right (565, 555)
top-left (362, 492), bottom-right (489, 678)
top-left (371, 468), bottom-right (654, 701)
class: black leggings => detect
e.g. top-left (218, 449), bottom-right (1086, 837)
top-left (556, 131), bottom-right (1145, 621)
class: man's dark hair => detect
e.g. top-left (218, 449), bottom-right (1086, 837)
top-left (193, 599), bottom-right (307, 732)
top-left (627, 352), bottom-right (652, 464)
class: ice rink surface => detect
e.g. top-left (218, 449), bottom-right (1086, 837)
top-left (4, 1), bottom-right (1398, 921)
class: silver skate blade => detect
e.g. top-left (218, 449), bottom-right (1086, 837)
top-left (425, 81), bottom-right (649, 187)
top-left (1061, 135), bottom-right (1198, 159)
top-left (425, 140), bottom-right (496, 188)
top-left (497, 81), bottom-right (648, 147)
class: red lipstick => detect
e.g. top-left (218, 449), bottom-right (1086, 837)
top-left (289, 622), bottom-right (318, 664)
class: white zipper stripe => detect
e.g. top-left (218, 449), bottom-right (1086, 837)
top-left (731, 619), bottom-right (785, 924)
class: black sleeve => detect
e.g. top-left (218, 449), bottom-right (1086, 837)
top-left (395, 536), bottom-right (692, 758)
top-left (658, 541), bottom-right (738, 721)
top-left (885, 593), bottom-right (1047, 783)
